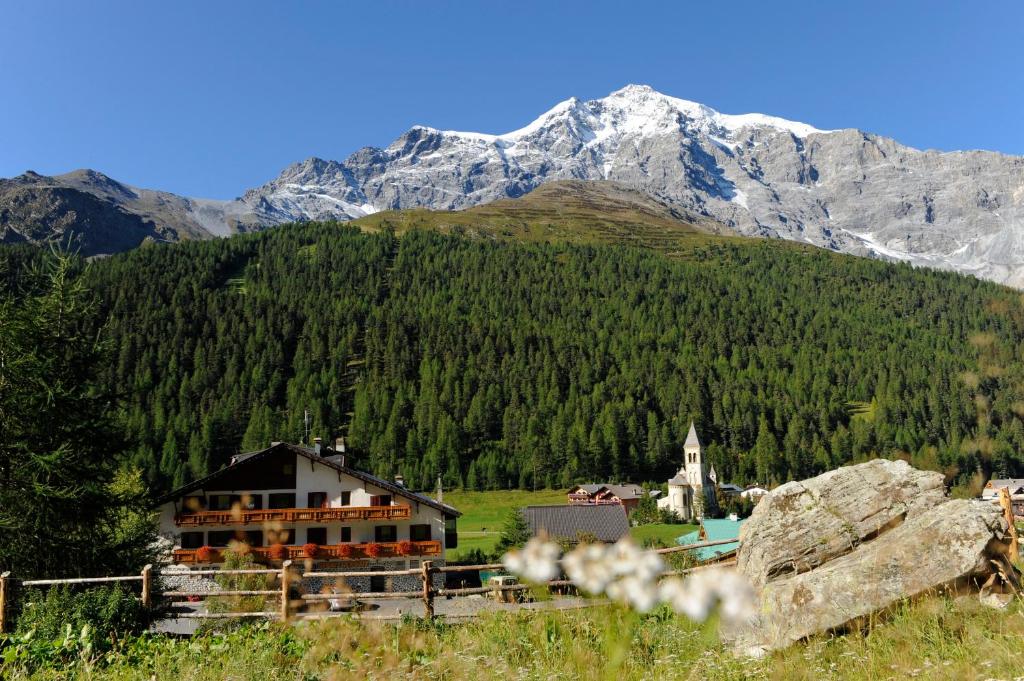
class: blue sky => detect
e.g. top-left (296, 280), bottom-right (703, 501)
top-left (1, 1), bottom-right (1022, 199)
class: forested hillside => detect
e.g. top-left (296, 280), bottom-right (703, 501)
top-left (4, 220), bottom-right (1024, 495)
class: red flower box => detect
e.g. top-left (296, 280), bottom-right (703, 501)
top-left (365, 543), bottom-right (383, 559)
top-left (397, 541), bottom-right (414, 556)
top-left (336, 544), bottom-right (354, 559)
top-left (195, 545), bottom-right (216, 563)
top-left (302, 543), bottom-right (320, 559)
top-left (267, 543), bottom-right (288, 561)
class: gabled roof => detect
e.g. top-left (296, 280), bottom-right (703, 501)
top-left (522, 505), bottom-right (629, 543)
top-left (684, 422), bottom-right (702, 448)
top-left (154, 442), bottom-right (460, 517)
top-left (568, 484), bottom-right (647, 500)
top-left (568, 484), bottom-right (607, 495)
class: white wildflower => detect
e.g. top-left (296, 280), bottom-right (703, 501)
top-left (503, 537), bottom-right (560, 584)
top-left (606, 537), bottom-right (644, 577)
top-left (660, 573), bottom-right (714, 621)
top-left (607, 574), bottom-right (660, 613)
top-left (562, 542), bottom-right (614, 594)
top-left (660, 567), bottom-right (756, 624)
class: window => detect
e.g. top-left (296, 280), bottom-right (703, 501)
top-left (208, 494), bottom-right (239, 511)
top-left (207, 530), bottom-right (262, 547)
top-left (207, 530), bottom-right (236, 547)
top-left (239, 493), bottom-right (262, 510)
top-left (182, 496), bottom-right (206, 512)
top-left (268, 493), bottom-right (296, 509)
top-left (370, 494), bottom-right (392, 507)
top-left (242, 530), bottom-right (264, 547)
top-left (307, 527), bottom-right (327, 545)
top-left (409, 524), bottom-right (431, 542)
top-left (445, 518), bottom-right (458, 549)
top-left (340, 491), bottom-right (351, 506)
top-left (308, 492), bottom-right (328, 509)
top-left (340, 527), bottom-right (352, 543)
top-left (374, 525), bottom-right (397, 543)
top-left (181, 532), bottom-right (204, 549)
top-left (267, 528), bottom-right (295, 545)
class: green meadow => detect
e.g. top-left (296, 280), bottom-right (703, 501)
top-left (443, 489), bottom-right (697, 560)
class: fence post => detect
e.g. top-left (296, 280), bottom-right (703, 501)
top-left (421, 560), bottom-right (435, 619)
top-left (141, 564), bottom-right (153, 609)
top-left (0, 572), bottom-right (10, 634)
top-left (280, 560), bottom-right (292, 622)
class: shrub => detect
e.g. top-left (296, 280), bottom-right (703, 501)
top-left (397, 540), bottom-right (414, 556)
top-left (302, 543), bottom-right (320, 559)
top-left (195, 545), bottom-right (216, 563)
top-left (14, 584), bottom-right (147, 648)
top-left (210, 546), bottom-right (275, 621)
top-left (267, 543), bottom-right (288, 561)
top-left (365, 543), bottom-right (383, 558)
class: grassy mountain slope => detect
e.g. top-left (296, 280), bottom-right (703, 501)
top-left (352, 180), bottom-right (736, 252)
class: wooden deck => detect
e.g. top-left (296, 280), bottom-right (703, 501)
top-left (174, 505), bottom-right (412, 527)
top-left (172, 540), bottom-right (443, 564)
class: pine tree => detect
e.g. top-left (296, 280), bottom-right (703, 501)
top-left (0, 252), bottom-right (155, 577)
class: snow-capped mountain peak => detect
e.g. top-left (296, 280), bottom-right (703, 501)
top-left (218, 85), bottom-right (1024, 288)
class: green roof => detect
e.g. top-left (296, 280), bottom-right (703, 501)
top-left (675, 518), bottom-right (745, 562)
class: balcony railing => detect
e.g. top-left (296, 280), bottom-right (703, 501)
top-left (174, 505), bottom-right (411, 527)
top-left (172, 540), bottom-right (443, 564)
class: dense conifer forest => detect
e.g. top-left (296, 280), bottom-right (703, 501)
top-left (4, 221), bottom-right (1024, 495)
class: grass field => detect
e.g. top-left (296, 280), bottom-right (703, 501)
top-left (7, 597), bottom-right (1024, 680)
top-left (442, 489), bottom-right (697, 560)
top-left (443, 489), bottom-right (566, 560)
top-left (630, 522), bottom-right (697, 547)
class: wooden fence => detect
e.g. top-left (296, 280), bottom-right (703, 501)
top-left (0, 538), bottom-right (740, 632)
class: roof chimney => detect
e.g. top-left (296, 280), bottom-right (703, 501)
top-left (334, 437), bottom-right (346, 453)
top-left (313, 436), bottom-right (322, 455)
top-left (394, 474), bottom-right (405, 488)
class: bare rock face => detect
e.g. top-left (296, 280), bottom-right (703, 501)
top-left (737, 459), bottom-right (947, 591)
top-left (729, 460), bottom-right (1011, 654)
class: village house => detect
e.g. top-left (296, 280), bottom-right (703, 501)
top-left (657, 423), bottom-right (719, 521)
top-left (566, 483), bottom-right (659, 513)
top-left (740, 484), bottom-right (770, 502)
top-left (522, 504), bottom-right (630, 545)
top-left (982, 478), bottom-right (1024, 517)
top-left (155, 441), bottom-right (460, 583)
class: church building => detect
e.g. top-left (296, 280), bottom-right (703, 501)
top-left (657, 423), bottom-right (718, 521)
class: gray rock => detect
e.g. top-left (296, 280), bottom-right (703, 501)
top-left (729, 460), bottom-right (1012, 653)
top-left (737, 459), bottom-right (946, 591)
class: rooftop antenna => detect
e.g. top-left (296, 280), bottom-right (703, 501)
top-left (303, 409), bottom-right (311, 445)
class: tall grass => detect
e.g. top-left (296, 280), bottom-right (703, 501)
top-left (4, 597), bottom-right (1023, 680)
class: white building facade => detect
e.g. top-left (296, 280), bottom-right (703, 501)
top-left (155, 442), bottom-right (459, 575)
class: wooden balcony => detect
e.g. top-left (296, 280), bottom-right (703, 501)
top-left (174, 505), bottom-right (411, 527)
top-left (172, 540), bottom-right (443, 564)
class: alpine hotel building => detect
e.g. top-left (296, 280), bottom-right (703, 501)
top-left (156, 441), bottom-right (460, 571)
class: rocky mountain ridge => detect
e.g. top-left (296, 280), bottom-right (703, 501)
top-left (4, 84), bottom-right (1024, 286)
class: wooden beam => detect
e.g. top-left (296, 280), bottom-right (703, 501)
top-left (999, 487), bottom-right (1019, 560)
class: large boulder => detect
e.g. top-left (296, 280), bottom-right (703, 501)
top-left (728, 460), bottom-right (1012, 654)
top-left (738, 459), bottom-right (947, 590)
